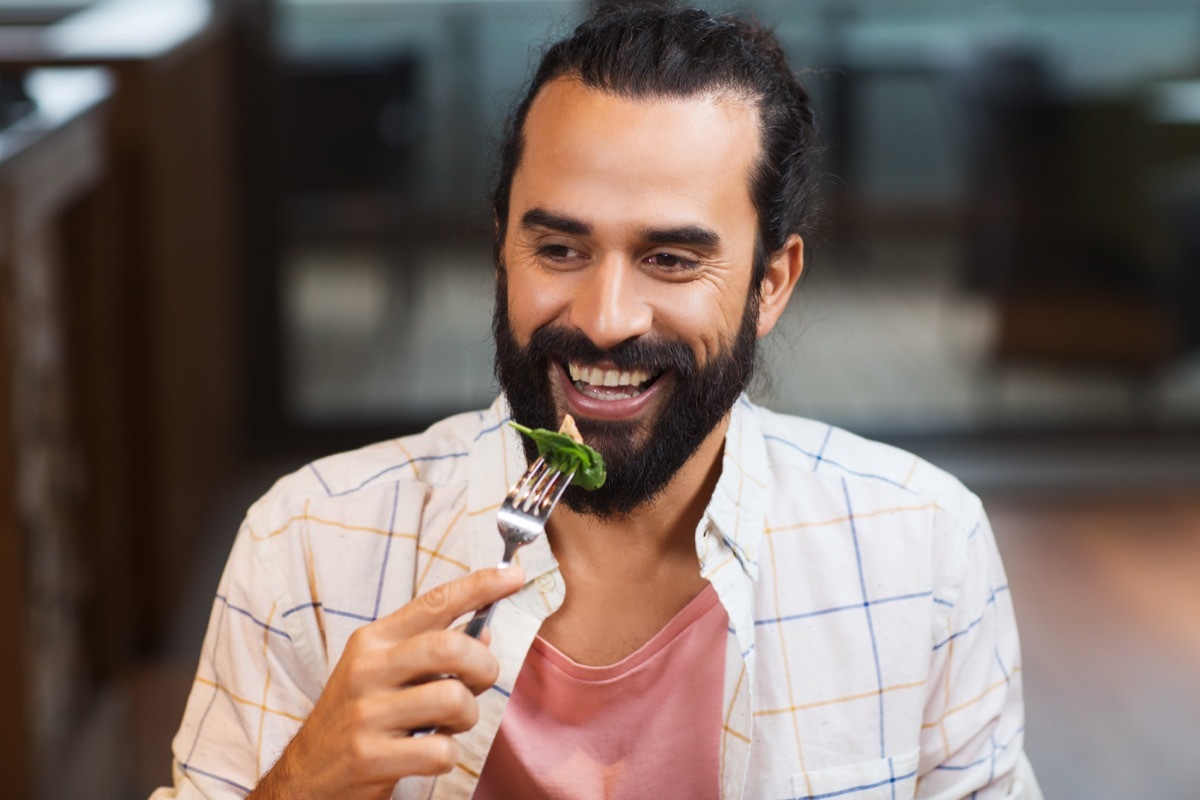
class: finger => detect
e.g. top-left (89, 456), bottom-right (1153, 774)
top-left (381, 678), bottom-right (482, 735)
top-left (388, 629), bottom-right (501, 694)
top-left (383, 731), bottom-right (462, 777)
top-left (456, 621), bottom-right (492, 648)
top-left (379, 565), bottom-right (525, 639)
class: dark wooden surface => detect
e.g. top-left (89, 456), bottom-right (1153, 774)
top-left (0, 67), bottom-right (111, 800)
top-left (2, 1), bottom-right (241, 653)
top-left (1, 2), bottom-right (243, 796)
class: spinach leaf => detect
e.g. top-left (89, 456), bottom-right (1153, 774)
top-left (510, 421), bottom-right (607, 491)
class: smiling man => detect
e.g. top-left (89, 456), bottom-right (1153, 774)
top-left (492, 78), bottom-right (776, 522)
top-left (154, 6), bottom-right (1041, 800)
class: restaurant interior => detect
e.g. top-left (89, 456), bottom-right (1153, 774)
top-left (1, 0), bottom-right (1199, 796)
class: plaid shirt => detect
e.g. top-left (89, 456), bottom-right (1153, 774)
top-left (154, 395), bottom-right (1041, 799)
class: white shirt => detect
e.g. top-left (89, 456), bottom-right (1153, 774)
top-left (153, 395), bottom-right (1042, 799)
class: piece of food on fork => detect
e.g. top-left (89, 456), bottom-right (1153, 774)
top-left (558, 413), bottom-right (583, 444)
top-left (510, 413), bottom-right (607, 491)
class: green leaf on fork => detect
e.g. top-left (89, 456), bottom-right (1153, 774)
top-left (509, 421), bottom-right (607, 491)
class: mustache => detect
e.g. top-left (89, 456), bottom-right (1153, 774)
top-left (524, 325), bottom-right (697, 378)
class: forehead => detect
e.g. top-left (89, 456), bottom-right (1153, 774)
top-left (512, 77), bottom-right (761, 232)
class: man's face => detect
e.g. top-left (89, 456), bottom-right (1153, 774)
top-left (494, 78), bottom-right (766, 518)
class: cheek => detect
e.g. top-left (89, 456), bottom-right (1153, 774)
top-left (646, 280), bottom-right (748, 357)
top-left (503, 260), bottom-right (570, 342)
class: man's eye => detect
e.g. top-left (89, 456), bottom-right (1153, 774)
top-left (539, 244), bottom-right (578, 261)
top-left (645, 252), bottom-right (697, 270)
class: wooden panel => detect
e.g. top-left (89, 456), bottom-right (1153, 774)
top-left (0, 75), bottom-right (110, 798)
top-left (3, 12), bottom-right (241, 649)
top-left (0, 175), bottom-right (34, 800)
top-left (130, 25), bottom-right (239, 642)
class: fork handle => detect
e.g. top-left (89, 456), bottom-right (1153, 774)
top-left (463, 546), bottom-right (518, 639)
top-left (463, 602), bottom-right (495, 639)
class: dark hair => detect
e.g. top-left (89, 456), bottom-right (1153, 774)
top-left (492, 4), bottom-right (821, 285)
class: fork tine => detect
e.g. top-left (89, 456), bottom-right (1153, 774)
top-left (537, 470), bottom-right (574, 514)
top-left (508, 456), bottom-right (548, 504)
top-left (526, 468), bottom-right (573, 514)
top-left (523, 463), bottom-right (561, 511)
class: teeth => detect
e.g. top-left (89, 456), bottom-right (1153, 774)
top-left (580, 386), bottom-right (635, 400)
top-left (568, 362), bottom-right (653, 388)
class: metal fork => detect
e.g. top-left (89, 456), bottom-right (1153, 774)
top-left (410, 456), bottom-right (571, 737)
top-left (462, 455), bottom-right (573, 638)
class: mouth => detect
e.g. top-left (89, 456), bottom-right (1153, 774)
top-left (566, 361), bottom-right (661, 400)
top-left (554, 359), bottom-right (669, 421)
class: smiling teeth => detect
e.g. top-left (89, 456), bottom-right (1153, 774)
top-left (567, 362), bottom-right (652, 387)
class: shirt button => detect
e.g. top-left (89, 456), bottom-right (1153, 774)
top-left (536, 573), bottom-right (556, 592)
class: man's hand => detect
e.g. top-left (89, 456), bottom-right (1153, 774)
top-left (249, 565), bottom-right (525, 800)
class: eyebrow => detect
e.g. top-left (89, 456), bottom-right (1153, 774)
top-left (520, 207), bottom-right (721, 250)
top-left (640, 224), bottom-right (720, 249)
top-left (520, 208), bottom-right (591, 236)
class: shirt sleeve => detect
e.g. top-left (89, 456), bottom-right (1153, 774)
top-left (149, 505), bottom-right (322, 799)
top-left (916, 496), bottom-right (1044, 800)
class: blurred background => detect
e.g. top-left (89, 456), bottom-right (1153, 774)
top-left (1, 0), bottom-right (1198, 797)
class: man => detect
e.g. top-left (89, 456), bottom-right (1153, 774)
top-left (155, 6), bottom-right (1041, 799)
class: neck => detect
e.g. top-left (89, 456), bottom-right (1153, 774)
top-left (535, 413), bottom-right (730, 665)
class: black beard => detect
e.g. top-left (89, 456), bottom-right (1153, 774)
top-left (492, 270), bottom-right (759, 520)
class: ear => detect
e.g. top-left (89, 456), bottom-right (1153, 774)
top-left (756, 234), bottom-right (804, 338)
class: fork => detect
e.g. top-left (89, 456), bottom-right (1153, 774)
top-left (462, 455), bottom-right (573, 638)
top-left (410, 456), bottom-right (571, 737)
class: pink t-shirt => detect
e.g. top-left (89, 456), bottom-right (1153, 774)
top-left (474, 584), bottom-right (728, 799)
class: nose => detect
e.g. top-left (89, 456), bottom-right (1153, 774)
top-left (566, 255), bottom-right (653, 351)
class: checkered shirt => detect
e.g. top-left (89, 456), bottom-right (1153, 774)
top-left (152, 394), bottom-right (1042, 799)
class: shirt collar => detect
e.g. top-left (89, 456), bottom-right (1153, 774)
top-left (704, 395), bottom-right (769, 581)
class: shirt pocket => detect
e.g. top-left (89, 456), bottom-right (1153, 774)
top-left (787, 749), bottom-right (920, 800)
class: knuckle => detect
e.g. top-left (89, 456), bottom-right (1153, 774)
top-left (347, 731), bottom-right (378, 769)
top-left (346, 697), bottom-right (373, 730)
top-left (459, 695), bottom-right (481, 729)
top-left (422, 736), bottom-right (459, 774)
top-left (411, 679), bottom-right (476, 735)
top-left (419, 570), bottom-right (500, 619)
top-left (344, 624), bottom-right (375, 652)
top-left (419, 581), bottom-right (455, 615)
top-left (340, 650), bottom-right (364, 680)
top-left (451, 678), bottom-right (475, 706)
top-left (430, 678), bottom-right (471, 713)
top-left (341, 647), bottom-right (377, 686)
top-left (480, 652), bottom-right (501, 688)
top-left (426, 629), bottom-right (464, 666)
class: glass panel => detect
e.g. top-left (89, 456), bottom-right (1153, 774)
top-left (270, 0), bottom-right (1200, 437)
top-left (272, 0), bottom-right (579, 426)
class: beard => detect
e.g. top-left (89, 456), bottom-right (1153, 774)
top-left (492, 270), bottom-right (760, 520)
